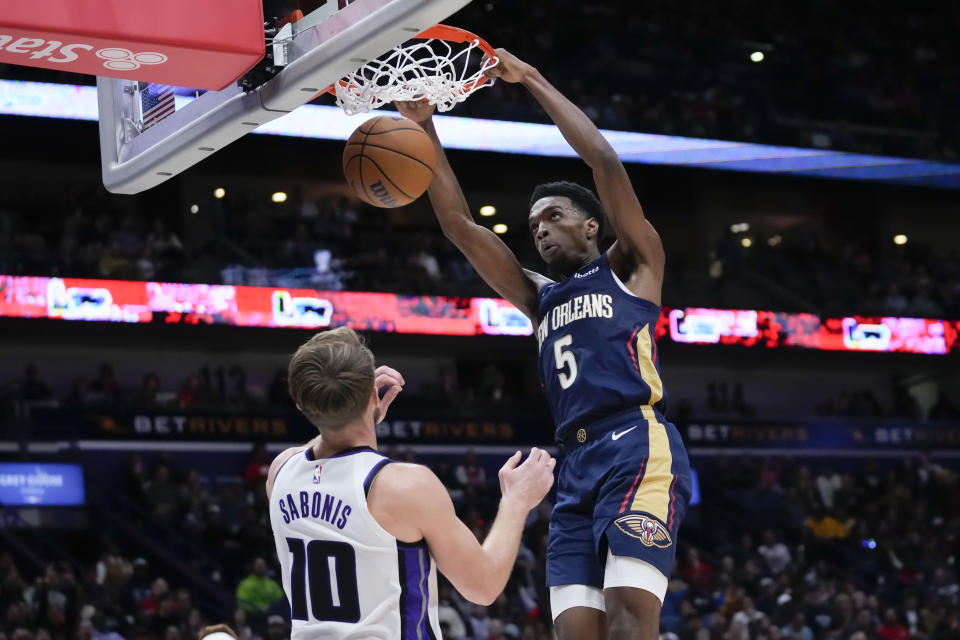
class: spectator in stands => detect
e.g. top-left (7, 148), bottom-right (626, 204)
top-left (757, 530), bottom-right (791, 576)
top-left (136, 374), bottom-right (162, 408)
top-left (15, 365), bottom-right (52, 402)
top-left (95, 545), bottom-right (133, 597)
top-left (815, 466), bottom-right (843, 509)
top-left (230, 610), bottom-right (252, 640)
top-left (265, 615), bottom-right (288, 640)
top-left (89, 364), bottom-right (121, 406)
top-left (781, 613), bottom-right (814, 640)
top-left (266, 370), bottom-right (288, 407)
top-left (244, 444), bottom-right (271, 492)
top-left (146, 465), bottom-right (181, 523)
top-left (455, 449), bottom-right (487, 494)
top-left (234, 559), bottom-right (284, 618)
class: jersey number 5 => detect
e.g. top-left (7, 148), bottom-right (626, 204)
top-left (286, 538), bottom-right (361, 623)
top-left (554, 334), bottom-right (578, 389)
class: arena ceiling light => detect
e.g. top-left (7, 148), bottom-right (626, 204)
top-left (750, 51), bottom-right (765, 62)
top-left (730, 222), bottom-right (750, 233)
top-left (479, 205), bottom-right (497, 216)
top-left (492, 223), bottom-right (508, 234)
top-left (741, 237), bottom-right (753, 248)
top-left (190, 204), bottom-right (199, 214)
top-left (213, 188), bottom-right (226, 199)
top-left (768, 234), bottom-right (782, 246)
top-left (272, 191), bottom-right (288, 203)
top-left (894, 234), bottom-right (908, 245)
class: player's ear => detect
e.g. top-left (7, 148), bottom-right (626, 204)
top-left (585, 216), bottom-right (599, 240)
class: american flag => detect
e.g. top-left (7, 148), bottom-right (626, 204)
top-left (139, 83), bottom-right (175, 130)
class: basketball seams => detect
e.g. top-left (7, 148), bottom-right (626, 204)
top-left (357, 135), bottom-right (376, 205)
top-left (347, 128), bottom-right (429, 137)
top-left (343, 155), bottom-right (374, 206)
top-left (362, 155), bottom-right (415, 200)
top-left (344, 142), bottom-right (435, 173)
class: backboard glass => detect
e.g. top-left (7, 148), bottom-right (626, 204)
top-left (97, 0), bottom-right (472, 194)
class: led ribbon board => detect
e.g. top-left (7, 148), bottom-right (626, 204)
top-left (2, 80), bottom-right (959, 187)
top-left (2, 275), bottom-right (958, 354)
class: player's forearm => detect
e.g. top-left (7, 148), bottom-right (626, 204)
top-left (521, 69), bottom-right (618, 169)
top-left (419, 119), bottom-right (476, 239)
top-left (471, 497), bottom-right (529, 605)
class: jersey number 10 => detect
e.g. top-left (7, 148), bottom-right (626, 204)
top-left (286, 538), bottom-right (361, 622)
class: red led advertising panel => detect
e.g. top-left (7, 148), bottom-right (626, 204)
top-left (1, 275), bottom-right (957, 354)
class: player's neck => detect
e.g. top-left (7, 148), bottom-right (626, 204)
top-left (553, 248), bottom-right (602, 280)
top-left (313, 420), bottom-right (378, 458)
top-left (578, 248), bottom-right (602, 270)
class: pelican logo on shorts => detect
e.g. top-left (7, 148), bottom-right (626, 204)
top-left (614, 514), bottom-right (673, 548)
top-left (312, 465), bottom-right (322, 484)
top-left (576, 428), bottom-right (587, 443)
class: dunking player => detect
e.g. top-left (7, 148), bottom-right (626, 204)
top-left (396, 48), bottom-right (692, 640)
top-left (266, 327), bottom-right (555, 639)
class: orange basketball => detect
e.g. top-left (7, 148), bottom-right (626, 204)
top-left (343, 116), bottom-right (436, 208)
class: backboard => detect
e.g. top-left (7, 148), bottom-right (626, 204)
top-left (97, 0), bottom-right (472, 195)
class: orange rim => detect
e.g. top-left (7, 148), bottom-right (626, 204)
top-left (323, 24), bottom-right (496, 97)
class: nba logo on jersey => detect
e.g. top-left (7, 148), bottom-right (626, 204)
top-left (312, 465), bottom-right (322, 484)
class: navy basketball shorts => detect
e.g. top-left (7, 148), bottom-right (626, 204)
top-left (546, 406), bottom-right (692, 589)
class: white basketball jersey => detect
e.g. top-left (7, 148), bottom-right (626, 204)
top-left (269, 446), bottom-right (440, 639)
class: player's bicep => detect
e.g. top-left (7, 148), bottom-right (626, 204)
top-left (593, 158), bottom-right (664, 271)
top-left (442, 216), bottom-right (540, 318)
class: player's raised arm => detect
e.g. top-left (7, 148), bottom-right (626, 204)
top-left (395, 101), bottom-right (543, 319)
top-left (486, 49), bottom-right (665, 279)
top-left (368, 447), bottom-right (555, 605)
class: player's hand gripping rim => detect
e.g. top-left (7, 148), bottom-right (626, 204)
top-left (483, 48), bottom-right (535, 84)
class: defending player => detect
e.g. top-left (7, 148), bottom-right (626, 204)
top-left (266, 326), bottom-right (555, 639)
top-left (396, 48), bottom-right (692, 640)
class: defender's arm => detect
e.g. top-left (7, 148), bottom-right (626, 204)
top-left (396, 101), bottom-right (541, 319)
top-left (489, 50), bottom-right (665, 277)
top-left (369, 448), bottom-right (555, 605)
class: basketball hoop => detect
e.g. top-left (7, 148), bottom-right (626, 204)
top-left (329, 24), bottom-right (498, 116)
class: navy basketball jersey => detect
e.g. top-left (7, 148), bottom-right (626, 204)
top-left (536, 253), bottom-right (667, 440)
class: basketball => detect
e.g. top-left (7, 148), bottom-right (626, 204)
top-left (343, 116), bottom-right (437, 208)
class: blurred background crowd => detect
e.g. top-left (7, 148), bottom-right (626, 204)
top-left (1, 450), bottom-right (958, 640)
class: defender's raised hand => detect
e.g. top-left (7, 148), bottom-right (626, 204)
top-left (498, 447), bottom-right (556, 510)
top-left (375, 365), bottom-right (404, 423)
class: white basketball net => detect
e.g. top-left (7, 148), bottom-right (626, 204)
top-left (334, 37), bottom-right (498, 116)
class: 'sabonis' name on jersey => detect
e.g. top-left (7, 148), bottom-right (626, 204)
top-left (278, 489), bottom-right (352, 529)
top-left (536, 292), bottom-right (614, 350)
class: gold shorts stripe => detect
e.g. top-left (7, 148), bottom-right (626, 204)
top-left (630, 407), bottom-right (673, 522)
top-left (636, 324), bottom-right (663, 405)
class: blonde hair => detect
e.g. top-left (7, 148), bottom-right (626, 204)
top-left (287, 327), bottom-right (375, 431)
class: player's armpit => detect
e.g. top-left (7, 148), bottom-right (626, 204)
top-left (592, 156), bottom-right (665, 277)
